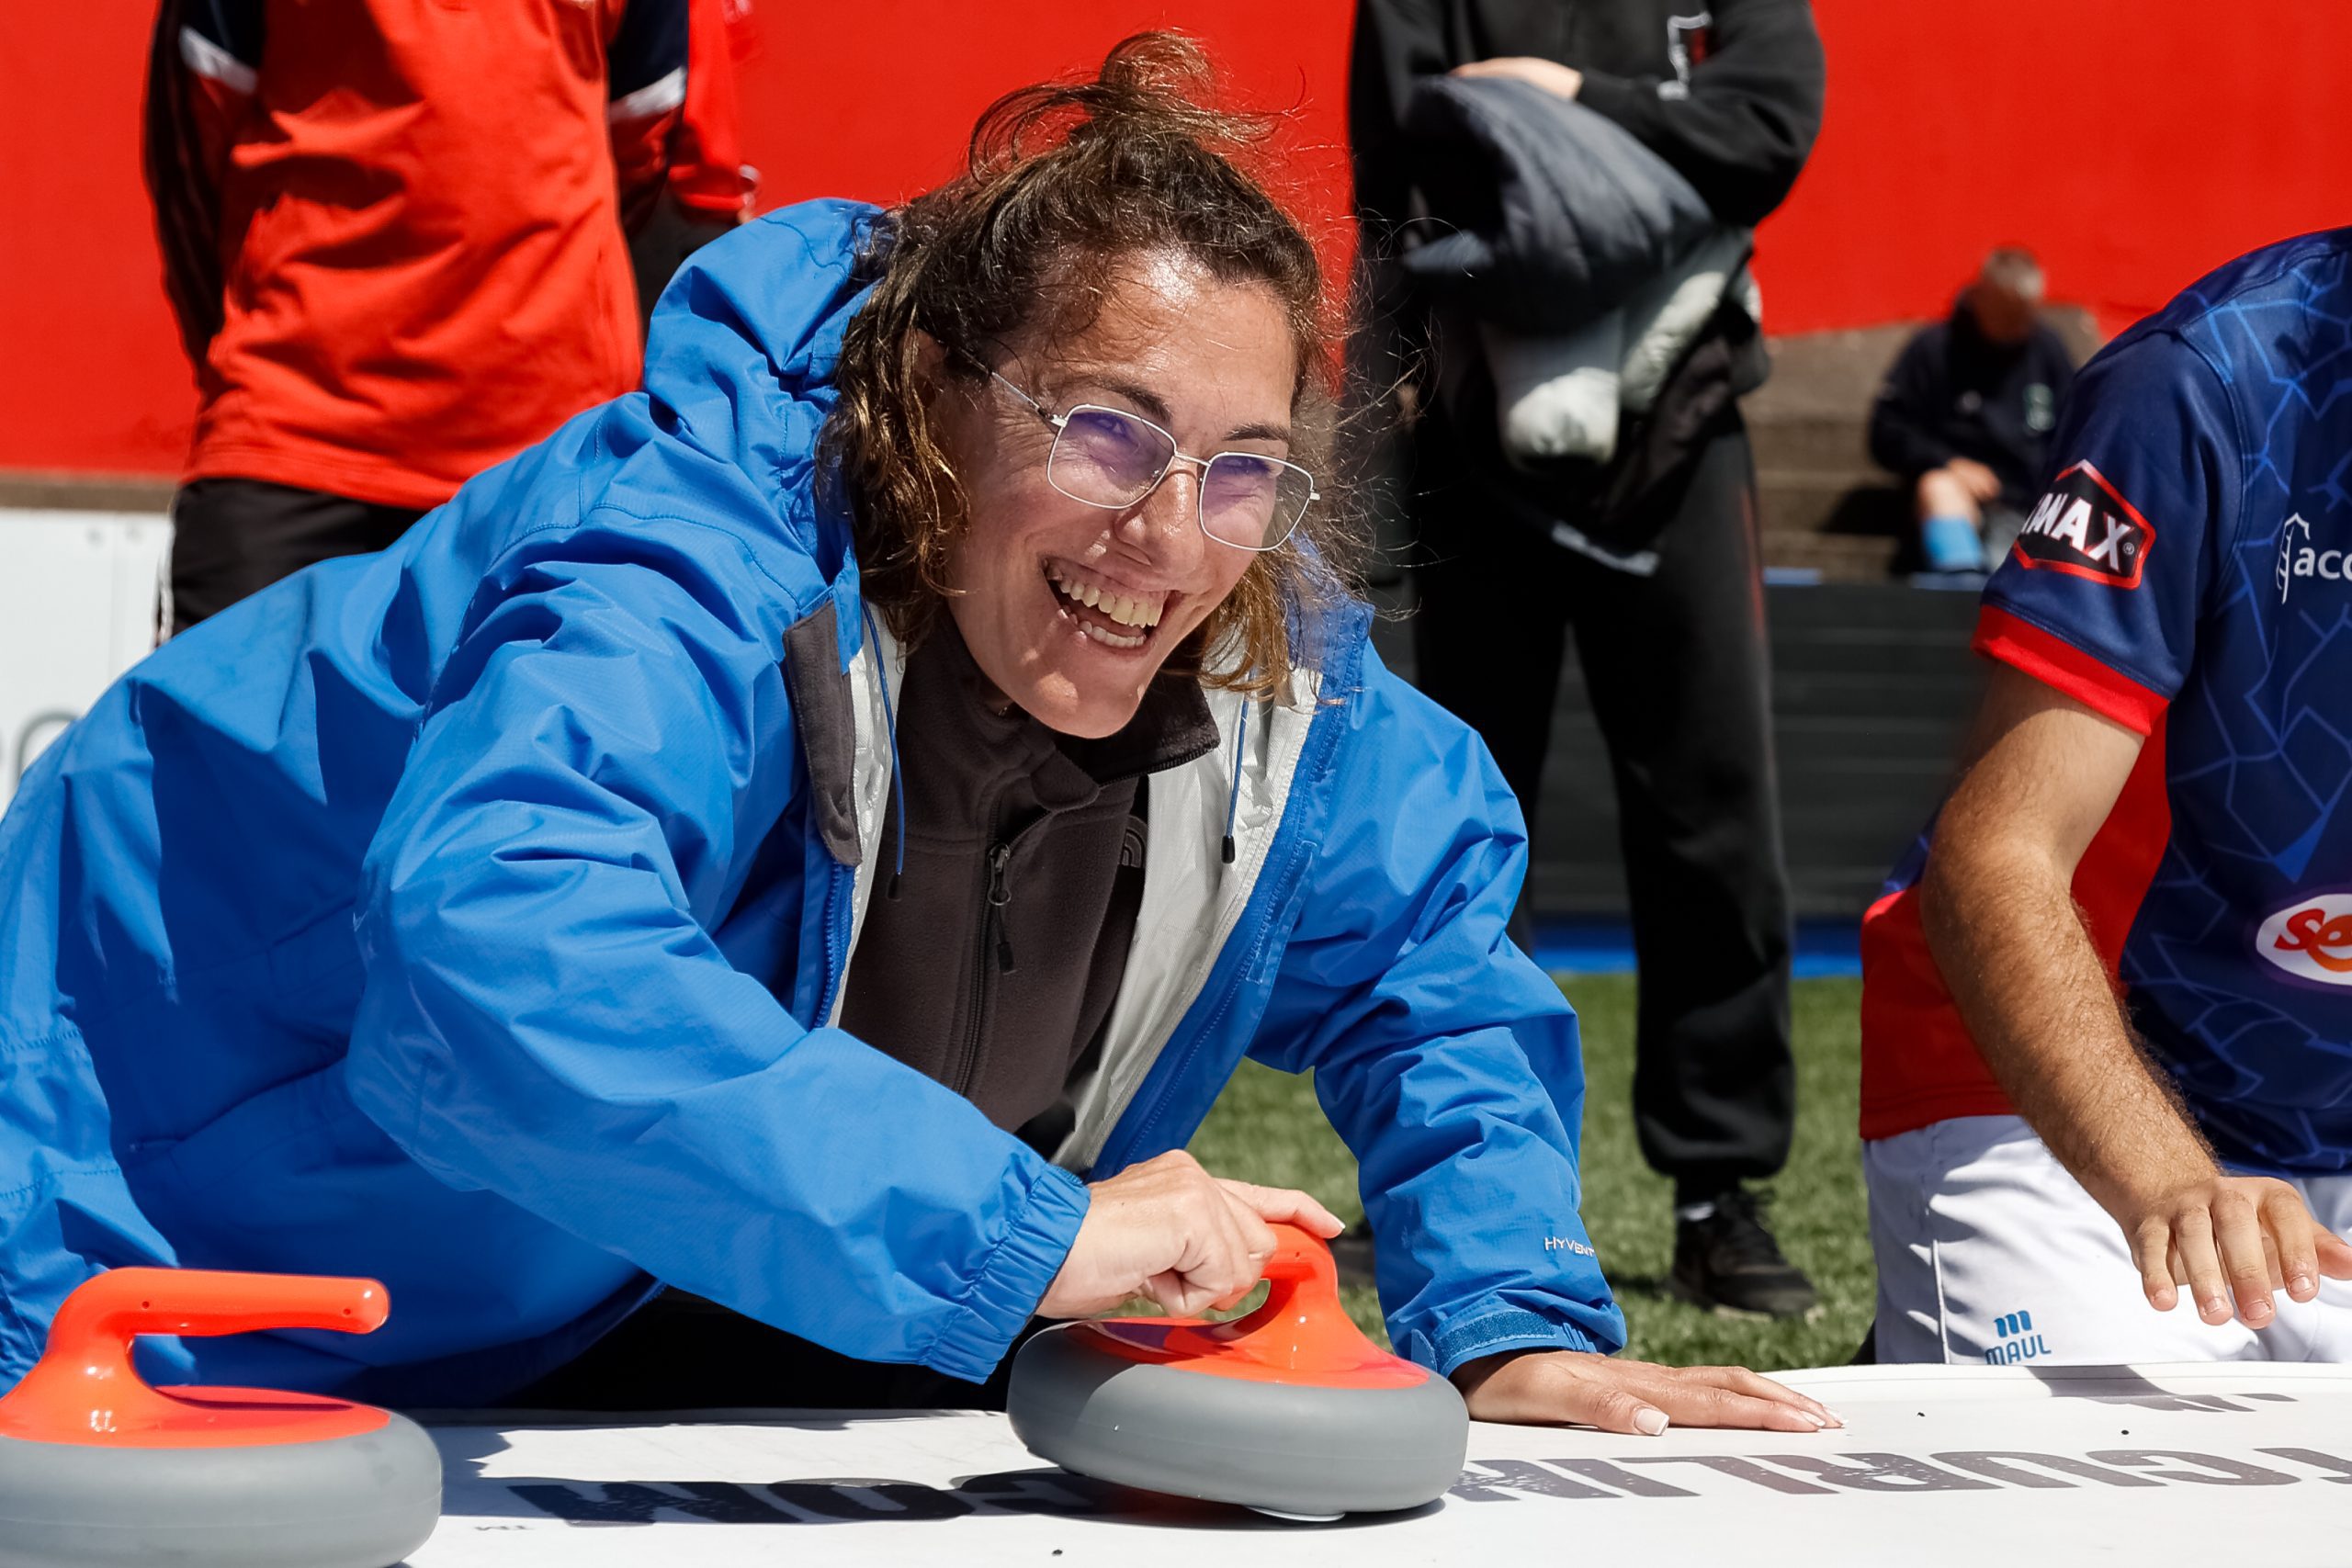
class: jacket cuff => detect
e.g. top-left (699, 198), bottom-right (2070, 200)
top-left (921, 1162), bottom-right (1091, 1383)
top-left (1407, 1305), bottom-right (1608, 1380)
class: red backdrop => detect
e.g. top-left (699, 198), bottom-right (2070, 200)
top-left (5, 0), bottom-right (2347, 479)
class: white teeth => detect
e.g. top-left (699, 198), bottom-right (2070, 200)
top-left (1081, 621), bottom-right (1145, 649)
top-left (1046, 566), bottom-right (1162, 634)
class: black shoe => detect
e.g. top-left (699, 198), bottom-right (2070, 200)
top-left (1668, 1188), bottom-right (1820, 1321)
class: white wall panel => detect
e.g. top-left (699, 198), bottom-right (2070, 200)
top-left (0, 508), bottom-right (170, 810)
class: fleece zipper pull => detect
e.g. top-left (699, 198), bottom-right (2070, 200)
top-left (986, 840), bottom-right (1016, 975)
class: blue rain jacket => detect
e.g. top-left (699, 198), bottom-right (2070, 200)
top-left (0, 202), bottom-right (1623, 1402)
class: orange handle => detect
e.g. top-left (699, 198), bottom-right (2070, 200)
top-left (1076, 1220), bottom-right (1427, 1385)
top-left (44, 1268), bottom-right (388, 1354)
top-left (0, 1269), bottom-right (394, 1446)
top-left (1257, 1221), bottom-right (1341, 1292)
top-left (1245, 1221), bottom-right (1346, 1331)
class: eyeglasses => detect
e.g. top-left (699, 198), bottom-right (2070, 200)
top-left (985, 369), bottom-right (1318, 552)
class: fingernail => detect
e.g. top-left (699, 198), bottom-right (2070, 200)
top-left (1634, 1407), bottom-right (1669, 1437)
top-left (2293, 1274), bottom-right (2315, 1294)
top-left (1824, 1409), bottom-right (1847, 1427)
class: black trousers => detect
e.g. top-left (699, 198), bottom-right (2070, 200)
top-left (166, 477), bottom-right (425, 636)
top-left (1412, 417), bottom-right (1794, 1193)
top-left (502, 1290), bottom-right (1042, 1413)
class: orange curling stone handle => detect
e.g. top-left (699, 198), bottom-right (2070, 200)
top-left (1075, 1221), bottom-right (1432, 1389)
top-left (0, 1268), bottom-right (395, 1449)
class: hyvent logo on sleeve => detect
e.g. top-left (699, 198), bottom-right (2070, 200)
top-left (2012, 460), bottom-right (2154, 589)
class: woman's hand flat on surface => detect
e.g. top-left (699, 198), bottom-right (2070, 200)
top-left (1453, 1349), bottom-right (1841, 1436)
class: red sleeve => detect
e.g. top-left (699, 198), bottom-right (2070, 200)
top-left (608, 106), bottom-right (683, 231)
top-left (1973, 604), bottom-right (2169, 737)
top-left (667, 0), bottom-right (756, 220)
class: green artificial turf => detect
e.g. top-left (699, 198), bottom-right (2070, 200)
top-left (1186, 974), bottom-right (1874, 1372)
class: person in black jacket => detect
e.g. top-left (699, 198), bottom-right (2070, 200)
top-left (1351, 0), bottom-right (1826, 1319)
top-left (1869, 249), bottom-right (2080, 574)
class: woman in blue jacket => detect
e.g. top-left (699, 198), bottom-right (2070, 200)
top-left (0, 37), bottom-right (1827, 1435)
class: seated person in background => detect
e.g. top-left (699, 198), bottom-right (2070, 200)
top-left (1860, 227), bottom-right (2352, 1364)
top-left (1867, 247), bottom-right (2076, 573)
top-left (0, 37), bottom-right (1832, 1438)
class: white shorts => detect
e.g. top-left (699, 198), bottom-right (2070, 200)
top-left (1865, 1114), bottom-right (2352, 1364)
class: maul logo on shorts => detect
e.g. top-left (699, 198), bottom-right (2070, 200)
top-left (2012, 461), bottom-right (2154, 589)
top-left (1982, 1308), bottom-right (2047, 1365)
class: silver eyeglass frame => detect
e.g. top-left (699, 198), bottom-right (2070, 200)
top-left (985, 368), bottom-right (1318, 553)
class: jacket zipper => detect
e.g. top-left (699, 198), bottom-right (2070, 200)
top-left (950, 835), bottom-right (1019, 1098)
top-left (986, 840), bottom-right (1016, 975)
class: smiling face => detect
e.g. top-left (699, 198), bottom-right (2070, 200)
top-left (928, 250), bottom-right (1301, 739)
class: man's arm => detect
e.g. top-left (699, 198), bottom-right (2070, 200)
top-left (1557, 0), bottom-right (1825, 226)
top-left (144, 0), bottom-right (264, 364)
top-left (1867, 333), bottom-right (1959, 479)
top-left (605, 0), bottom-right (689, 233)
top-left (1920, 666), bottom-right (2352, 1326)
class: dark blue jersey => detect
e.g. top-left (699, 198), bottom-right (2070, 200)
top-left (1863, 228), bottom-right (2352, 1173)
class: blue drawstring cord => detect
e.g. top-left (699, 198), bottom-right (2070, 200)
top-left (1221, 698), bottom-right (1249, 866)
top-left (860, 604), bottom-right (907, 899)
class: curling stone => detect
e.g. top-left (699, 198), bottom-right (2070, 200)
top-left (0, 1268), bottom-right (443, 1568)
top-left (1007, 1222), bottom-right (1467, 1518)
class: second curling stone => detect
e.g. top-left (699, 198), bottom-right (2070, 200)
top-left (1007, 1222), bottom-right (1467, 1517)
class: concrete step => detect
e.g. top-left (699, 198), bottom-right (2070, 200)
top-left (0, 470), bottom-right (175, 512)
top-left (1757, 469), bottom-right (1906, 542)
top-left (1759, 528), bottom-right (1898, 581)
top-left (1747, 414), bottom-right (1880, 476)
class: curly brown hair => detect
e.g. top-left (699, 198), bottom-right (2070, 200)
top-left (822, 32), bottom-right (1360, 699)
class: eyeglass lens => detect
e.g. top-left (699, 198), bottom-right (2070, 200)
top-left (1046, 406), bottom-right (1309, 549)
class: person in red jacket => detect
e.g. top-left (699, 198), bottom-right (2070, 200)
top-left (143, 0), bottom-right (688, 634)
top-left (628, 0), bottom-right (762, 334)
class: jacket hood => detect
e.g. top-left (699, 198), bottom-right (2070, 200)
top-left (637, 199), bottom-right (885, 588)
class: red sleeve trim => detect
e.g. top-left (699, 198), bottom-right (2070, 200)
top-left (1973, 605), bottom-right (2168, 737)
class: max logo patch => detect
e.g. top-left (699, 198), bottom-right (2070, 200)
top-left (2012, 461), bottom-right (2154, 589)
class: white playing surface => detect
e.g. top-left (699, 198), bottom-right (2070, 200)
top-left (413, 1362), bottom-right (2352, 1563)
